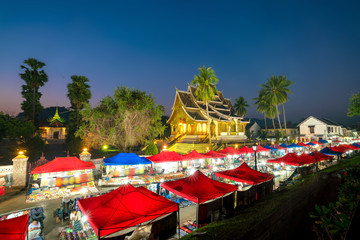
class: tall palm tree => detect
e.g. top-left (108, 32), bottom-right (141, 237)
top-left (67, 75), bottom-right (92, 128)
top-left (20, 58), bottom-right (48, 123)
top-left (253, 89), bottom-right (268, 130)
top-left (234, 96), bottom-right (249, 117)
top-left (260, 76), bottom-right (286, 133)
top-left (278, 75), bottom-right (294, 134)
top-left (191, 66), bottom-right (219, 148)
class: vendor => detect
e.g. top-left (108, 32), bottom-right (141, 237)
top-left (70, 210), bottom-right (83, 232)
top-left (27, 183), bottom-right (40, 195)
top-left (28, 220), bottom-right (42, 240)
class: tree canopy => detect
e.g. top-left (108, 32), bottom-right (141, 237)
top-left (0, 112), bottom-right (35, 141)
top-left (20, 58), bottom-right (48, 124)
top-left (347, 92), bottom-right (360, 117)
top-left (76, 86), bottom-right (165, 152)
top-left (234, 96), bottom-right (249, 117)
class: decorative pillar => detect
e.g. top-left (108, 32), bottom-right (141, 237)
top-left (12, 152), bottom-right (28, 187)
top-left (79, 148), bottom-right (91, 162)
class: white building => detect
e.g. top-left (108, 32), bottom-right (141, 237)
top-left (297, 116), bottom-right (343, 141)
top-left (246, 122), bottom-right (262, 138)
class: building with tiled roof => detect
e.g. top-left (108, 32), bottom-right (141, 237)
top-left (167, 84), bottom-right (249, 139)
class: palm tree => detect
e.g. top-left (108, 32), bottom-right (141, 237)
top-left (260, 76), bottom-right (286, 133)
top-left (20, 58), bottom-right (48, 123)
top-left (278, 75), bottom-right (294, 133)
top-left (67, 75), bottom-right (92, 128)
top-left (191, 66), bottom-right (219, 148)
top-left (253, 89), bottom-right (268, 130)
top-left (234, 96), bottom-right (249, 117)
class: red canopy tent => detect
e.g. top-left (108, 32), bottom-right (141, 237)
top-left (312, 141), bottom-right (320, 145)
top-left (160, 170), bottom-right (237, 204)
top-left (215, 162), bottom-right (274, 185)
top-left (238, 146), bottom-right (255, 154)
top-left (202, 150), bottom-right (226, 158)
top-left (182, 150), bottom-right (206, 160)
top-left (298, 153), bottom-right (317, 164)
top-left (0, 214), bottom-right (29, 240)
top-left (255, 145), bottom-right (271, 152)
top-left (297, 142), bottom-right (309, 147)
top-left (31, 157), bottom-right (95, 174)
top-left (310, 151), bottom-right (333, 161)
top-left (267, 153), bottom-right (304, 166)
top-left (330, 146), bottom-right (348, 153)
top-left (146, 151), bottom-right (185, 163)
top-left (216, 147), bottom-right (241, 156)
top-left (342, 144), bottom-right (359, 150)
top-left (78, 184), bottom-right (179, 238)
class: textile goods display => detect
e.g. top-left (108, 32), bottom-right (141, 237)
top-left (78, 184), bottom-right (178, 238)
top-left (31, 157), bottom-right (95, 174)
top-left (147, 151), bottom-right (185, 163)
top-left (103, 153), bottom-right (152, 166)
top-left (215, 162), bottom-right (274, 185)
top-left (160, 170), bottom-right (237, 204)
top-left (0, 215), bottom-right (29, 240)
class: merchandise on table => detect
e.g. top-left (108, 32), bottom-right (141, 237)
top-left (100, 175), bottom-right (155, 185)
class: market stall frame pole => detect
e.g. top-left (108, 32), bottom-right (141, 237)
top-left (252, 144), bottom-right (258, 171)
top-left (196, 204), bottom-right (199, 230)
top-left (177, 209), bottom-right (180, 239)
top-left (98, 229), bottom-right (100, 240)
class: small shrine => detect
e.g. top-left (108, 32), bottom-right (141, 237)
top-left (39, 108), bottom-right (66, 140)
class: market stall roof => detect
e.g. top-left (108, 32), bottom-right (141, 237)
top-left (263, 145), bottom-right (278, 151)
top-left (332, 139), bottom-right (342, 143)
top-left (342, 144), bottom-right (359, 150)
top-left (310, 151), bottom-right (334, 161)
top-left (312, 141), bottom-right (320, 145)
top-left (104, 153), bottom-right (152, 166)
top-left (0, 214), bottom-right (29, 240)
top-left (318, 139), bottom-right (328, 144)
top-left (238, 146), bottom-right (255, 154)
top-left (31, 157), bottom-right (95, 174)
top-left (267, 153), bottom-right (304, 166)
top-left (215, 162), bottom-right (274, 185)
top-left (146, 151), bottom-right (185, 163)
top-left (298, 153), bottom-right (317, 164)
top-left (78, 184), bottom-right (179, 238)
top-left (353, 143), bottom-right (360, 148)
top-left (217, 147), bottom-right (241, 156)
top-left (287, 143), bottom-right (303, 148)
top-left (182, 150), bottom-right (207, 160)
top-left (320, 147), bottom-right (342, 156)
top-left (160, 170), bottom-right (237, 204)
top-left (279, 143), bottom-right (288, 148)
top-left (306, 142), bottom-right (316, 146)
top-left (330, 146), bottom-right (348, 153)
top-left (297, 142), bottom-right (309, 147)
top-left (202, 150), bottom-right (227, 158)
top-left (255, 145), bottom-right (271, 152)
top-left (273, 144), bottom-right (287, 150)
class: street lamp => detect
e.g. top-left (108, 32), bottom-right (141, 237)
top-left (252, 143), bottom-right (258, 171)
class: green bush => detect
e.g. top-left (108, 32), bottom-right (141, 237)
top-left (145, 142), bottom-right (159, 155)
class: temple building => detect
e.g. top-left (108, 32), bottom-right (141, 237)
top-left (167, 84), bottom-right (249, 141)
top-left (39, 108), bottom-right (67, 140)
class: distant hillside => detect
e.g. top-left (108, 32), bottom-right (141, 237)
top-left (17, 106), bottom-right (70, 125)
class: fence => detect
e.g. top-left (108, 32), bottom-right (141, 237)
top-left (0, 165), bottom-right (13, 186)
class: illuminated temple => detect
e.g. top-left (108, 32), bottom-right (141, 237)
top-left (167, 84), bottom-right (249, 140)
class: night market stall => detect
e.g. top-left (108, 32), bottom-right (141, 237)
top-left (100, 153), bottom-right (154, 186)
top-left (215, 162), bottom-right (274, 206)
top-left (160, 170), bottom-right (237, 229)
top-left (0, 214), bottom-right (29, 240)
top-left (27, 157), bottom-right (97, 203)
top-left (78, 184), bottom-right (179, 239)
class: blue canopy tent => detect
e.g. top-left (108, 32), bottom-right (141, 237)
top-left (320, 147), bottom-right (342, 156)
top-left (104, 153), bottom-right (152, 166)
top-left (263, 145), bottom-right (278, 151)
top-left (319, 139), bottom-right (328, 144)
top-left (279, 143), bottom-right (288, 148)
top-left (287, 143), bottom-right (303, 148)
top-left (353, 143), bottom-right (360, 148)
top-left (306, 142), bottom-right (316, 146)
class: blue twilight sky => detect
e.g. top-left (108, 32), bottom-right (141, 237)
top-left (0, 1), bottom-right (360, 125)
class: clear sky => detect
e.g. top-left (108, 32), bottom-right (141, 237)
top-left (1, 1), bottom-right (360, 125)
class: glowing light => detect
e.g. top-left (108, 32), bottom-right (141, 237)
top-left (235, 144), bottom-right (238, 149)
top-left (103, 145), bottom-right (108, 150)
top-left (19, 151), bottom-right (24, 155)
top-left (81, 216), bottom-right (88, 222)
top-left (163, 145), bottom-right (167, 150)
top-left (160, 178), bottom-right (165, 183)
top-left (83, 148), bottom-right (88, 152)
top-left (189, 168), bottom-right (196, 175)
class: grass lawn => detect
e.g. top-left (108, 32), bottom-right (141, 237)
top-left (180, 154), bottom-right (360, 240)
